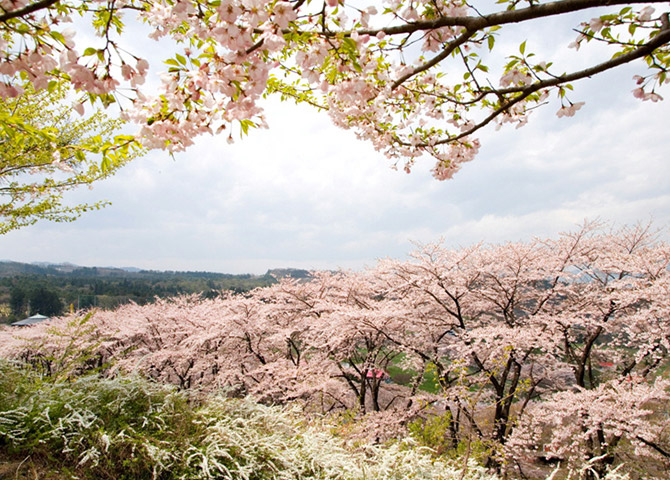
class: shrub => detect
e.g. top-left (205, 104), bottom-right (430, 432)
top-left (0, 361), bottom-right (645, 480)
top-left (0, 361), bottom-right (192, 479)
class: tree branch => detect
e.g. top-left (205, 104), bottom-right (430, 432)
top-left (423, 25), bottom-right (670, 147)
top-left (0, 0), bottom-right (59, 23)
top-left (636, 435), bottom-right (670, 458)
top-left (358, 0), bottom-right (670, 37)
top-left (391, 29), bottom-right (476, 90)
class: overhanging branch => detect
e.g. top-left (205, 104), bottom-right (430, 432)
top-left (422, 25), bottom-right (670, 148)
top-left (358, 0), bottom-right (670, 37)
top-left (391, 29), bottom-right (476, 90)
top-left (0, 0), bottom-right (60, 23)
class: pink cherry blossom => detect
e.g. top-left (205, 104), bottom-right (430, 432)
top-left (638, 6), bottom-right (655, 22)
top-left (556, 101), bottom-right (585, 118)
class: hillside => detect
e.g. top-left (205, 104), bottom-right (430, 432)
top-left (0, 261), bottom-right (310, 323)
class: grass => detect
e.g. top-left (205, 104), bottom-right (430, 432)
top-left (384, 354), bottom-right (442, 394)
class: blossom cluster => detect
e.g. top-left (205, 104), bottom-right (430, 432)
top-left (0, 1), bottom-right (667, 178)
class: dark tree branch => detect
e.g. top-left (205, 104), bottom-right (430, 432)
top-left (391, 29), bottom-right (476, 90)
top-left (636, 435), bottom-right (670, 458)
top-left (417, 25), bottom-right (670, 148)
top-left (358, 0), bottom-right (670, 37)
top-left (0, 0), bottom-right (59, 23)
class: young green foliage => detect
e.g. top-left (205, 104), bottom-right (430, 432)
top-left (0, 81), bottom-right (143, 234)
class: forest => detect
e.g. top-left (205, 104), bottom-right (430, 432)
top-left (0, 262), bottom-right (301, 323)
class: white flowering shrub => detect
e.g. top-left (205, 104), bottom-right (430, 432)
top-left (0, 361), bottom-right (188, 479)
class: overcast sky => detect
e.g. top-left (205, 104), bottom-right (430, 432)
top-left (1, 5), bottom-right (669, 274)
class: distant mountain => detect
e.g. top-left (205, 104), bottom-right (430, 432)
top-left (0, 261), bottom-right (317, 280)
top-left (0, 260), bottom-right (272, 280)
top-left (118, 267), bottom-right (142, 273)
top-left (31, 261), bottom-right (77, 268)
top-left (0, 261), bottom-right (61, 277)
top-left (266, 268), bottom-right (312, 280)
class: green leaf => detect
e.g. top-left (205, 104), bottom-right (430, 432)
top-left (342, 37), bottom-right (358, 55)
top-left (50, 31), bottom-right (65, 44)
top-left (16, 23), bottom-right (31, 34)
top-left (239, 119), bottom-right (256, 137)
top-left (506, 58), bottom-right (520, 69)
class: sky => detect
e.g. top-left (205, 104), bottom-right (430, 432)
top-left (1, 4), bottom-right (669, 274)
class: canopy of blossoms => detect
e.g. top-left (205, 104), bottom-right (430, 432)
top-left (1, 0), bottom-right (668, 179)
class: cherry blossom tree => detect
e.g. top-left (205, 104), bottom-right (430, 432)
top-left (375, 222), bottom-right (670, 475)
top-left (0, 0), bottom-right (668, 180)
top-left (218, 272), bottom-right (413, 413)
top-left (507, 378), bottom-right (670, 478)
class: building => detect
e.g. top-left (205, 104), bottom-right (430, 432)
top-left (11, 313), bottom-right (50, 327)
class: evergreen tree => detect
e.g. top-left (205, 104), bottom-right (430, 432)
top-left (29, 286), bottom-right (63, 317)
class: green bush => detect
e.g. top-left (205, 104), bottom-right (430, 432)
top-left (409, 411), bottom-right (454, 454)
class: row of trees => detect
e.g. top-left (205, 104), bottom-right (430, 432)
top-left (8, 285), bottom-right (63, 317)
top-left (2, 223), bottom-right (668, 478)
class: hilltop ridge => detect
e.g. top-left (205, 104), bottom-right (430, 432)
top-left (0, 261), bottom-right (312, 323)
